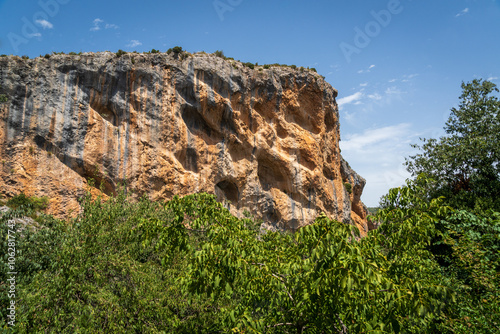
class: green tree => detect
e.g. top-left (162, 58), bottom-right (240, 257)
top-left (406, 79), bottom-right (500, 211)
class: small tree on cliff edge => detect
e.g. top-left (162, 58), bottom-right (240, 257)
top-left (406, 79), bottom-right (500, 211)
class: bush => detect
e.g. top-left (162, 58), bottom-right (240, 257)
top-left (242, 62), bottom-right (254, 69)
top-left (310, 67), bottom-right (317, 73)
top-left (6, 193), bottom-right (49, 212)
top-left (167, 46), bottom-right (183, 54)
top-left (21, 55), bottom-right (29, 60)
top-left (44, 54), bottom-right (51, 59)
top-left (290, 64), bottom-right (297, 69)
top-left (115, 49), bottom-right (127, 58)
top-left (150, 48), bottom-right (160, 54)
top-left (263, 64), bottom-right (270, 69)
top-left (214, 50), bottom-right (224, 58)
top-left (344, 182), bottom-right (352, 194)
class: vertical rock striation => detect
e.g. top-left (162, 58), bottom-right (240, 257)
top-left (0, 52), bottom-right (368, 234)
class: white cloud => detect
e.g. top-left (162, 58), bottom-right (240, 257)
top-left (340, 123), bottom-right (417, 205)
top-left (385, 86), bottom-right (403, 95)
top-left (90, 18), bottom-right (103, 31)
top-left (401, 73), bottom-right (419, 82)
top-left (341, 123), bottom-right (411, 152)
top-left (27, 32), bottom-right (42, 38)
top-left (389, 78), bottom-right (397, 83)
top-left (35, 19), bottom-right (53, 29)
top-left (487, 76), bottom-right (498, 81)
top-left (456, 8), bottom-right (469, 17)
top-left (358, 64), bottom-right (376, 74)
top-left (359, 82), bottom-right (368, 87)
top-left (337, 92), bottom-right (363, 108)
top-left (91, 18), bottom-right (118, 31)
top-left (367, 93), bottom-right (382, 100)
top-left (127, 40), bottom-right (142, 48)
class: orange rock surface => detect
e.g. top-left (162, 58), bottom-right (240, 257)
top-left (0, 52), bottom-right (368, 234)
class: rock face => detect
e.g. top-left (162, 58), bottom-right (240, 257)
top-left (0, 52), bottom-right (368, 234)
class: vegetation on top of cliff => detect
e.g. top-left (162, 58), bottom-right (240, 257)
top-left (115, 49), bottom-right (127, 57)
top-left (3, 46), bottom-right (323, 78)
top-left (167, 46), bottom-right (184, 54)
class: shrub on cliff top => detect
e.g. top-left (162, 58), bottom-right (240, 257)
top-left (242, 62), bottom-right (255, 69)
top-left (115, 49), bottom-right (127, 58)
top-left (167, 46), bottom-right (183, 54)
top-left (214, 50), bottom-right (224, 58)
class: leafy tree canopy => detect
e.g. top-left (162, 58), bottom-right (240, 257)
top-left (406, 79), bottom-right (500, 211)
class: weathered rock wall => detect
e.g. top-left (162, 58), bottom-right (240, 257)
top-left (0, 52), bottom-right (368, 234)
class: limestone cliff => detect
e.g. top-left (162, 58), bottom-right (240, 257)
top-left (0, 52), bottom-right (368, 234)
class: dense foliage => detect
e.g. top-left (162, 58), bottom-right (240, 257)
top-left (0, 185), bottom-right (471, 333)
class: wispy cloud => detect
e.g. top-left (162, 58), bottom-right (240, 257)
top-left (367, 93), bottom-right (382, 101)
top-left (341, 123), bottom-right (411, 152)
top-left (360, 82), bottom-right (368, 87)
top-left (401, 73), bottom-right (419, 82)
top-left (27, 32), bottom-right (42, 38)
top-left (35, 19), bottom-right (53, 29)
top-left (329, 64), bottom-right (340, 72)
top-left (91, 18), bottom-right (119, 31)
top-left (487, 76), bottom-right (498, 81)
top-left (340, 123), bottom-right (417, 205)
top-left (90, 18), bottom-right (103, 31)
top-left (455, 8), bottom-right (469, 17)
top-left (337, 92), bottom-right (363, 108)
top-left (127, 40), bottom-right (142, 48)
top-left (358, 64), bottom-right (376, 74)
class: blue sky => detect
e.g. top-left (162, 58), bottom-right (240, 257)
top-left (1, 0), bottom-right (499, 206)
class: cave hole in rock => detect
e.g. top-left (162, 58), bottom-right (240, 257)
top-left (174, 145), bottom-right (199, 173)
top-left (90, 99), bottom-right (117, 126)
top-left (257, 158), bottom-right (290, 193)
top-left (181, 104), bottom-right (222, 141)
top-left (215, 180), bottom-right (239, 204)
